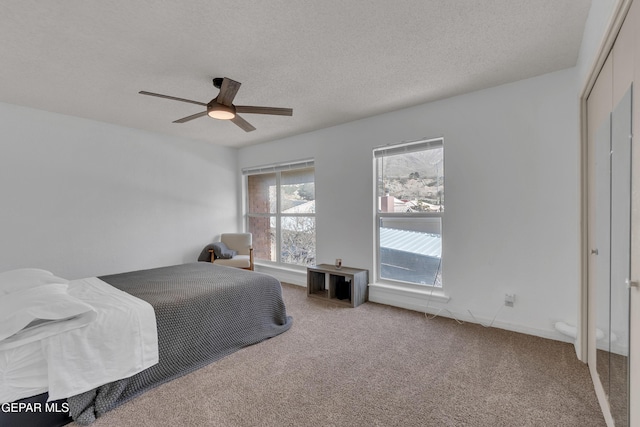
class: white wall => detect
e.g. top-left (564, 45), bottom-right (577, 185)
top-left (0, 102), bottom-right (239, 280)
top-left (239, 67), bottom-right (581, 342)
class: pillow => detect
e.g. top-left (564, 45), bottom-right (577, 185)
top-left (0, 283), bottom-right (96, 348)
top-left (212, 242), bottom-right (237, 259)
top-left (0, 268), bottom-right (69, 295)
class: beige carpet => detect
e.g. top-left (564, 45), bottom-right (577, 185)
top-left (74, 283), bottom-right (605, 427)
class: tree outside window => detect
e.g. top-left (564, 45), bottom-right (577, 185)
top-left (246, 165), bottom-right (315, 267)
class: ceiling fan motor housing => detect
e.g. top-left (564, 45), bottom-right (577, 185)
top-left (207, 99), bottom-right (236, 119)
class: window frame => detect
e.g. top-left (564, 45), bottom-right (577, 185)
top-left (373, 138), bottom-right (444, 289)
top-left (243, 159), bottom-right (315, 269)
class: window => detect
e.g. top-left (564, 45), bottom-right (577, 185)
top-left (244, 160), bottom-right (315, 267)
top-left (374, 138), bottom-right (443, 287)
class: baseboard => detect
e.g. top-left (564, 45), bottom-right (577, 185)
top-left (254, 264), bottom-right (306, 287)
top-left (259, 268), bottom-right (575, 345)
top-left (369, 283), bottom-right (575, 345)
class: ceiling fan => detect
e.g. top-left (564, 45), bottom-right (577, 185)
top-left (139, 77), bottom-right (293, 132)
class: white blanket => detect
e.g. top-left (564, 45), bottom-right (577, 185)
top-left (0, 277), bottom-right (158, 403)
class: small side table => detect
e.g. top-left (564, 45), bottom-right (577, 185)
top-left (307, 264), bottom-right (369, 307)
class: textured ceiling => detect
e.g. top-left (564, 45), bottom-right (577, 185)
top-left (0, 1), bottom-right (592, 147)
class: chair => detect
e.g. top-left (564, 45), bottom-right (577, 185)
top-left (208, 233), bottom-right (254, 271)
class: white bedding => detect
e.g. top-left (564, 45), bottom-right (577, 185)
top-left (0, 283), bottom-right (97, 348)
top-left (0, 277), bottom-right (158, 403)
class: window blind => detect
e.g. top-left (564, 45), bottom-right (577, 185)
top-left (373, 138), bottom-right (443, 158)
top-left (242, 158), bottom-right (315, 175)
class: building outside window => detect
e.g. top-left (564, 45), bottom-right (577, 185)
top-left (374, 138), bottom-right (444, 287)
top-left (244, 160), bottom-right (315, 267)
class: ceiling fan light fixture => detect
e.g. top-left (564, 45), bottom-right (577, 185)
top-left (139, 77), bottom-right (292, 132)
top-left (207, 103), bottom-right (236, 120)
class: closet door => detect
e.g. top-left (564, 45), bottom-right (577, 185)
top-left (608, 86), bottom-right (632, 426)
top-left (587, 53), bottom-right (613, 421)
top-left (593, 113), bottom-right (611, 400)
top-left (586, 56), bottom-right (632, 427)
top-left (629, 3), bottom-right (640, 424)
top-left (585, 2), bottom-right (639, 425)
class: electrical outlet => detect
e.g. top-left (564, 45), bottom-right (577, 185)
top-left (504, 294), bottom-right (515, 307)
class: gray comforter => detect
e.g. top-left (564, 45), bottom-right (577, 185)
top-left (67, 262), bottom-right (292, 425)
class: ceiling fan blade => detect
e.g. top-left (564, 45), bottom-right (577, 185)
top-left (231, 114), bottom-right (256, 132)
top-left (235, 106), bottom-right (293, 116)
top-left (216, 78), bottom-right (241, 106)
top-left (139, 91), bottom-right (207, 106)
top-left (173, 111), bottom-right (208, 123)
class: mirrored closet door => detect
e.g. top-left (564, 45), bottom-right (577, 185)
top-left (585, 2), bottom-right (640, 425)
top-left (591, 85), bottom-right (632, 426)
top-left (607, 87), bottom-right (631, 425)
top-left (592, 88), bottom-right (632, 426)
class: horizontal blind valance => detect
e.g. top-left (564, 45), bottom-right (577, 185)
top-left (242, 159), bottom-right (315, 175)
top-left (373, 138), bottom-right (443, 158)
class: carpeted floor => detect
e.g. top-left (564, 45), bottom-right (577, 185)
top-left (75, 283), bottom-right (605, 427)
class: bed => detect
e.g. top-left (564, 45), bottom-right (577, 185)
top-left (0, 262), bottom-right (293, 426)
